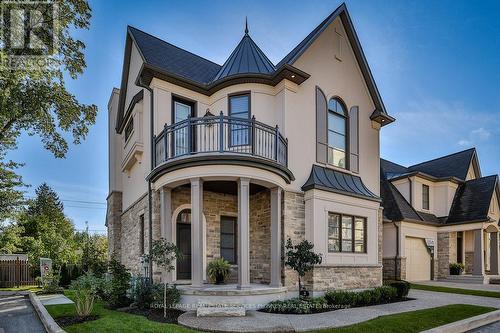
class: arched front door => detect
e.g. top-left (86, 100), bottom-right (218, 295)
top-left (176, 209), bottom-right (191, 280)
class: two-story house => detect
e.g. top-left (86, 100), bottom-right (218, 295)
top-left (382, 148), bottom-right (500, 283)
top-left (106, 3), bottom-right (394, 305)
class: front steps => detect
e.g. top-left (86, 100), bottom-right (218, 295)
top-left (441, 275), bottom-right (486, 284)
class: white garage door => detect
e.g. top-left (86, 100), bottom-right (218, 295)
top-left (405, 237), bottom-right (431, 281)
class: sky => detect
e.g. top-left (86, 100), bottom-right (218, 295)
top-left (7, 0), bottom-right (500, 232)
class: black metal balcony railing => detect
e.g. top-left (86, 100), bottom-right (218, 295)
top-left (153, 112), bottom-right (288, 168)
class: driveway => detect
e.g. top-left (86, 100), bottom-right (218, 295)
top-left (0, 295), bottom-right (45, 333)
top-left (415, 281), bottom-right (500, 291)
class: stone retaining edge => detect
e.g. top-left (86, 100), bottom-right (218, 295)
top-left (28, 292), bottom-right (66, 333)
top-left (422, 309), bottom-right (500, 333)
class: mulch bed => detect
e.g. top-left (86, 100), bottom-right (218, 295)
top-left (55, 315), bottom-right (99, 326)
top-left (123, 307), bottom-right (185, 324)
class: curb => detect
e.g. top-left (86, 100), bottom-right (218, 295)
top-left (28, 292), bottom-right (66, 333)
top-left (422, 309), bottom-right (500, 333)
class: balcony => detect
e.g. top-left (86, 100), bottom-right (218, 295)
top-left (151, 113), bottom-right (292, 183)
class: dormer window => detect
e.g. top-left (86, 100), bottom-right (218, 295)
top-left (422, 184), bottom-right (430, 210)
top-left (327, 98), bottom-right (348, 168)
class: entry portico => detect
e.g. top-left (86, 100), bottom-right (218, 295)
top-left (156, 172), bottom-right (284, 292)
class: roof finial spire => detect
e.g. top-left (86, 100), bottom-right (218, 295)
top-left (245, 17), bottom-right (249, 35)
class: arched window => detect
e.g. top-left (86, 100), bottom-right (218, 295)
top-left (327, 98), bottom-right (348, 168)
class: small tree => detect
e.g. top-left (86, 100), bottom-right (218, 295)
top-left (146, 238), bottom-right (183, 317)
top-left (285, 238), bottom-right (322, 298)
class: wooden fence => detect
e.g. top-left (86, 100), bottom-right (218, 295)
top-left (0, 258), bottom-right (36, 288)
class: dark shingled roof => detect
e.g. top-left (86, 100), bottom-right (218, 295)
top-left (212, 33), bottom-right (275, 82)
top-left (128, 26), bottom-right (221, 84)
top-left (380, 179), bottom-right (440, 224)
top-left (447, 175), bottom-right (499, 224)
top-left (302, 165), bottom-right (379, 201)
top-left (407, 148), bottom-right (476, 180)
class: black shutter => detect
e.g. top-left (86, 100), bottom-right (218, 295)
top-left (349, 106), bottom-right (359, 173)
top-left (316, 86), bottom-right (328, 164)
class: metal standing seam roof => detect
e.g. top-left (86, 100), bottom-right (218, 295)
top-left (212, 32), bottom-right (276, 81)
top-left (302, 165), bottom-right (380, 201)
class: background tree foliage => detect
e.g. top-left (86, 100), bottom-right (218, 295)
top-left (17, 183), bottom-right (78, 272)
top-left (0, 0), bottom-right (97, 217)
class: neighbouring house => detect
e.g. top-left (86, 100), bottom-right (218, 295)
top-left (381, 148), bottom-right (500, 284)
top-left (106, 3), bottom-right (394, 305)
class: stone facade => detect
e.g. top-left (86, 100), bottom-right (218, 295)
top-left (312, 266), bottom-right (382, 291)
top-left (383, 257), bottom-right (406, 281)
top-left (465, 252), bottom-right (474, 274)
top-left (119, 193), bottom-right (149, 275)
top-left (282, 191), bottom-right (306, 290)
top-left (111, 186), bottom-right (384, 291)
top-left (106, 191), bottom-right (123, 259)
top-left (437, 232), bottom-right (450, 279)
top-left (281, 191), bottom-right (383, 291)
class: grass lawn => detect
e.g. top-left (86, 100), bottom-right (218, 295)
top-left (45, 291), bottom-right (197, 333)
top-left (46, 292), bottom-right (495, 333)
top-left (412, 283), bottom-right (500, 299)
top-left (314, 304), bottom-right (496, 333)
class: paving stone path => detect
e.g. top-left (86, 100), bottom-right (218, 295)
top-left (0, 295), bottom-right (45, 333)
top-left (178, 289), bottom-right (500, 332)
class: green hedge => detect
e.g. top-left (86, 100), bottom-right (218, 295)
top-left (384, 280), bottom-right (411, 299)
top-left (262, 297), bottom-right (329, 314)
top-left (324, 285), bottom-right (401, 307)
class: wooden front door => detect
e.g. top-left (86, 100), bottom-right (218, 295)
top-left (176, 222), bottom-right (192, 280)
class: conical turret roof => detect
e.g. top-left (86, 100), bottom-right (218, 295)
top-left (212, 22), bottom-right (275, 82)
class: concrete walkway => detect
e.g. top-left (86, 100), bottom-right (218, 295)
top-left (38, 293), bottom-right (74, 306)
top-left (0, 295), bottom-right (45, 333)
top-left (416, 281), bottom-right (500, 292)
top-left (178, 289), bottom-right (500, 332)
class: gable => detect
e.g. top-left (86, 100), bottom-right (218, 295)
top-left (279, 4), bottom-right (393, 125)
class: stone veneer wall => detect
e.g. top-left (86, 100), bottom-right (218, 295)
top-left (383, 257), bottom-right (406, 281)
top-left (282, 191), bottom-right (306, 290)
top-left (166, 186), bottom-right (271, 283)
top-left (120, 193), bottom-right (149, 275)
top-left (282, 191), bottom-right (383, 291)
top-left (437, 232), bottom-right (450, 279)
top-left (249, 190), bottom-right (271, 284)
top-left (465, 252), bottom-right (474, 274)
top-left (106, 191), bottom-right (123, 260)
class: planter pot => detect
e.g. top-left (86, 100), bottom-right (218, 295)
top-left (214, 273), bottom-right (225, 284)
top-left (449, 268), bottom-right (462, 275)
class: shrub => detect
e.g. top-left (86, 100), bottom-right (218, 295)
top-left (207, 258), bottom-right (231, 284)
top-left (153, 283), bottom-right (180, 308)
top-left (70, 272), bottom-right (101, 317)
top-left (384, 280), bottom-right (411, 299)
top-left (323, 290), bottom-right (357, 306)
top-left (379, 285), bottom-right (398, 303)
top-left (449, 262), bottom-right (465, 275)
top-left (263, 297), bottom-right (328, 314)
top-left (105, 257), bottom-right (131, 308)
top-left (131, 277), bottom-right (156, 310)
top-left (40, 270), bottom-right (64, 294)
top-left (325, 286), bottom-right (400, 307)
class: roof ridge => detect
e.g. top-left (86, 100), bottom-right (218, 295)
top-left (127, 25), bottom-right (221, 67)
top-left (408, 148), bottom-right (476, 169)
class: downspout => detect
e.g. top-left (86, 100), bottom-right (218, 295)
top-left (138, 77), bottom-right (154, 280)
top-left (394, 221), bottom-right (400, 280)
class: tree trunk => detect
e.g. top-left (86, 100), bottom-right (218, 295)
top-left (164, 281), bottom-right (167, 318)
top-left (298, 275), bottom-right (302, 299)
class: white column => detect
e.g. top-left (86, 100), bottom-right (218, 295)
top-left (160, 187), bottom-right (173, 282)
top-left (490, 232), bottom-right (499, 275)
top-left (473, 229), bottom-right (484, 276)
top-left (270, 187), bottom-right (282, 287)
top-left (190, 178), bottom-right (204, 287)
top-left (238, 178), bottom-right (251, 289)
